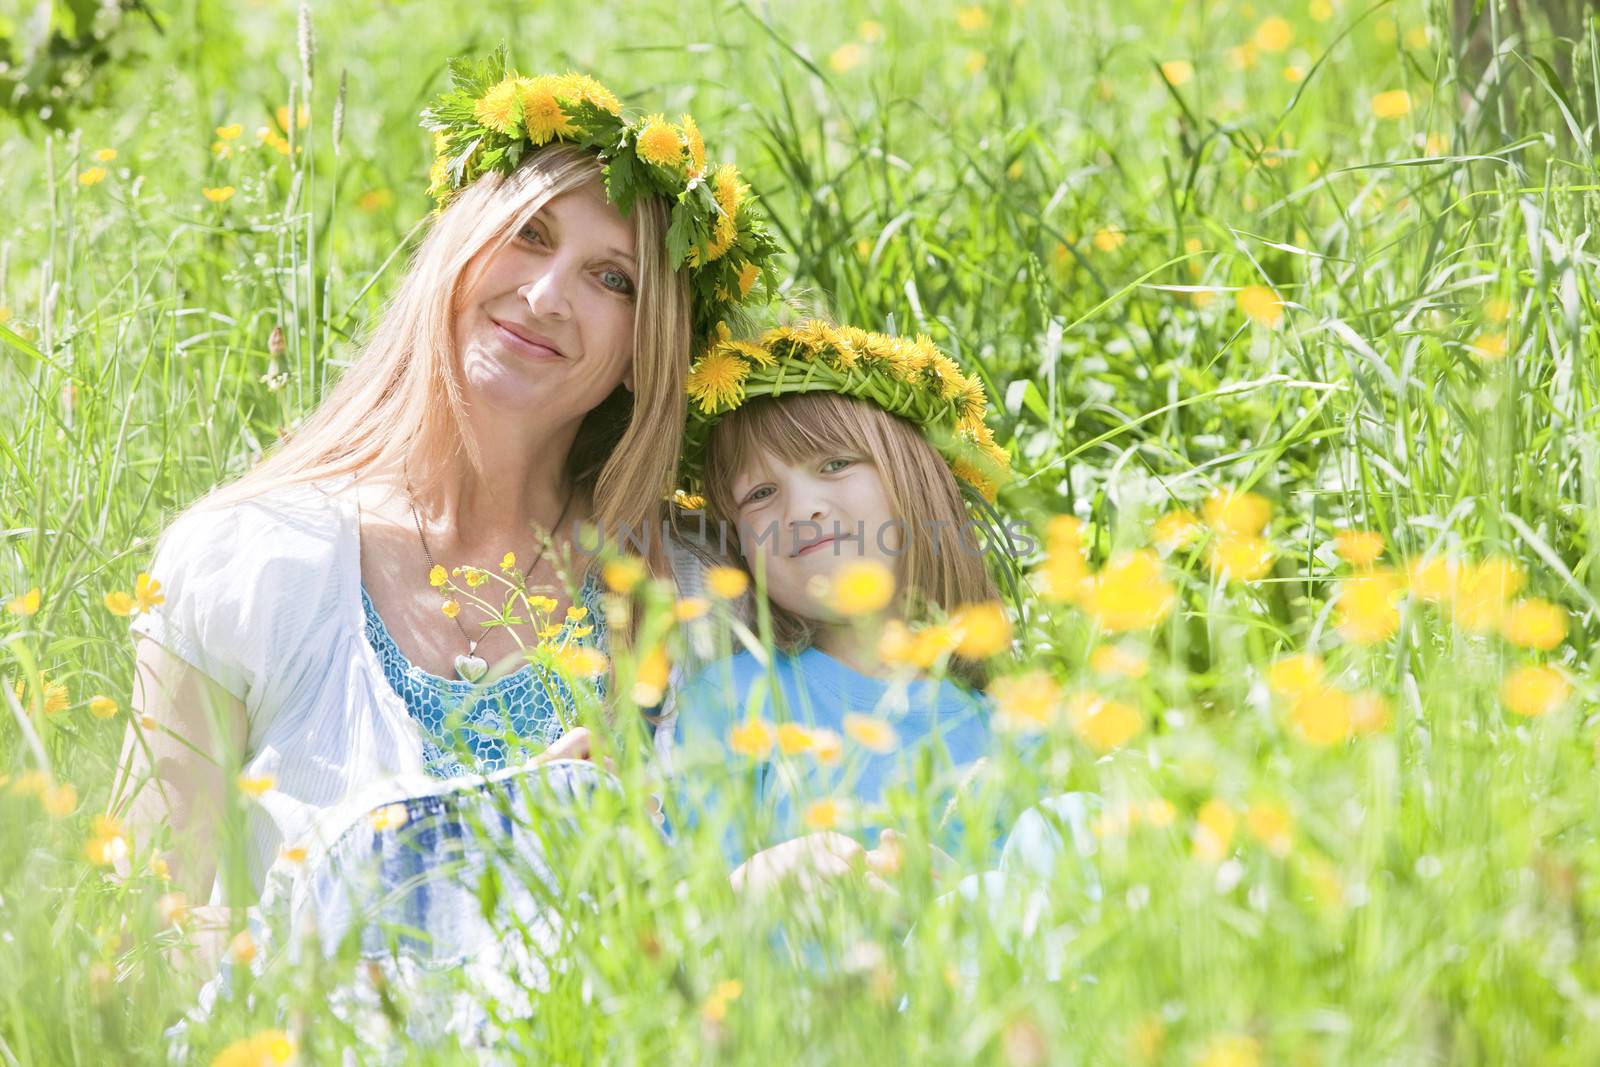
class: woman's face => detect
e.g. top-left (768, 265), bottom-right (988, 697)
top-left (728, 445), bottom-right (905, 622)
top-left (453, 180), bottom-right (639, 421)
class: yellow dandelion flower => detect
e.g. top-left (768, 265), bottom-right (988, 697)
top-left (736, 262), bottom-right (761, 298)
top-left (1081, 550), bottom-right (1176, 631)
top-left (474, 77), bottom-right (524, 135)
top-left (369, 803), bottom-right (409, 831)
top-left (1236, 285), bottom-right (1284, 326)
top-left (951, 601), bottom-right (1012, 659)
top-left (990, 670), bottom-right (1062, 732)
top-left (1089, 644), bottom-right (1148, 679)
top-left (519, 75), bottom-right (576, 145)
top-left (1334, 529), bottom-right (1385, 567)
top-left (729, 718), bottom-right (776, 759)
top-left (556, 72), bottom-right (622, 115)
top-left (843, 713), bottom-right (898, 753)
top-left (79, 167), bottom-right (107, 186)
top-left (1501, 598), bottom-right (1568, 650)
top-left (1371, 89), bottom-right (1413, 120)
top-left (134, 573), bottom-right (164, 612)
top-left (603, 557), bottom-right (647, 594)
top-left (1204, 488), bottom-right (1271, 535)
top-left (679, 113), bottom-right (707, 178)
top-left (1192, 799), bottom-right (1238, 862)
top-left (103, 590), bottom-right (134, 616)
top-left (1160, 60), bottom-right (1194, 85)
top-left (7, 588), bottom-right (40, 616)
top-left (441, 599), bottom-right (461, 619)
top-left (1501, 665), bottom-right (1569, 717)
top-left (1289, 684), bottom-right (1352, 746)
top-left (713, 162), bottom-right (747, 221)
top-left (686, 348), bottom-right (750, 414)
top-left (1246, 801), bottom-right (1294, 857)
top-left (1208, 534), bottom-right (1275, 582)
top-left (1152, 509), bottom-right (1201, 551)
top-left (1334, 568), bottom-right (1402, 644)
top-left (828, 560), bottom-right (896, 617)
top-left (1267, 653), bottom-right (1324, 696)
top-left (202, 186), bottom-right (236, 203)
top-left (635, 114), bottom-right (685, 170)
top-left (88, 695), bottom-right (118, 719)
top-left (1253, 16), bottom-right (1293, 53)
top-left (706, 566), bottom-right (749, 600)
top-left (1067, 692), bottom-right (1143, 751)
top-left (776, 722), bottom-right (814, 756)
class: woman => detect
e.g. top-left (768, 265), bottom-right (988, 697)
top-left (114, 61), bottom-right (777, 981)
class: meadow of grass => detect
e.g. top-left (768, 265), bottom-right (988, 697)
top-left (3, 0), bottom-right (1600, 1062)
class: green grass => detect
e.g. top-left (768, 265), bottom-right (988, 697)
top-left (3, 0), bottom-right (1600, 1063)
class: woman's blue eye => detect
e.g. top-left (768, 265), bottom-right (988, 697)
top-left (520, 224), bottom-right (546, 244)
top-left (601, 268), bottom-right (636, 296)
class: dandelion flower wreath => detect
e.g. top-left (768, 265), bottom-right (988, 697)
top-left (421, 48), bottom-right (781, 346)
top-left (680, 319), bottom-right (1013, 504)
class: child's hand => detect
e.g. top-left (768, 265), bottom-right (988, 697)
top-left (731, 832), bottom-right (898, 897)
top-left (865, 829), bottom-right (960, 885)
top-left (533, 726), bottom-right (613, 774)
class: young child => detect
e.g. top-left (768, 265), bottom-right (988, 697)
top-left (666, 319), bottom-right (1016, 891)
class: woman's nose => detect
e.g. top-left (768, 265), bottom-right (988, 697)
top-left (519, 262), bottom-right (574, 321)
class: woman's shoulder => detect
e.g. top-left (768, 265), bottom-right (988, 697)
top-left (157, 478), bottom-right (353, 573)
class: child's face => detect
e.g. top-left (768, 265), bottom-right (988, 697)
top-left (728, 447), bottom-right (904, 621)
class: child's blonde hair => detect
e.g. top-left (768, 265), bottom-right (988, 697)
top-left (701, 390), bottom-right (1000, 686)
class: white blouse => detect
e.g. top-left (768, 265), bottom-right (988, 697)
top-left (130, 477), bottom-right (728, 901)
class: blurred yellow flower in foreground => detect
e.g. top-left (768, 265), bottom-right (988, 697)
top-left (237, 774), bottom-right (276, 797)
top-left (83, 815), bottom-right (128, 866)
top-left (6, 588), bottom-right (40, 616)
top-left (1067, 692), bottom-right (1143, 751)
top-left (729, 718), bottom-right (775, 759)
top-left (1204, 489), bottom-right (1271, 535)
top-left (553, 646), bottom-right (609, 678)
top-left (1501, 598), bottom-right (1568, 650)
top-left (1236, 285), bottom-right (1284, 326)
top-left (991, 670), bottom-right (1062, 732)
top-left (1040, 516), bottom-right (1089, 602)
top-left (1449, 556), bottom-right (1525, 633)
top-left (1092, 227), bottom-right (1126, 252)
top-left (1289, 684), bottom-right (1352, 745)
top-left (1372, 89), bottom-right (1413, 119)
top-left (369, 804), bottom-right (408, 832)
top-left (673, 596), bottom-right (709, 621)
top-left (209, 1029), bottom-right (296, 1067)
top-left (1267, 653), bottom-right (1324, 696)
top-left (41, 781), bottom-right (78, 817)
top-left (604, 557), bottom-right (648, 593)
top-left (1253, 16), bottom-right (1293, 53)
top-left (1192, 799), bottom-right (1238, 862)
top-left (705, 565), bottom-right (748, 600)
top-left (828, 561), bottom-right (895, 616)
top-left (1501, 665), bottom-right (1569, 717)
top-left (1334, 529), bottom-right (1385, 567)
top-left (1246, 800), bottom-right (1294, 857)
top-left (1089, 644), bottom-right (1148, 679)
top-left (1159, 60), bottom-right (1194, 86)
top-left (216, 123), bottom-right (243, 140)
top-left (1468, 332), bottom-right (1507, 360)
top-left (803, 798), bottom-right (850, 831)
top-left (1082, 550), bottom-right (1175, 631)
top-left (1334, 568), bottom-right (1402, 644)
top-left (79, 168), bottom-right (107, 186)
top-left (952, 601), bottom-right (1012, 658)
top-left (956, 5), bottom-right (989, 31)
top-left (1152, 508), bottom-right (1201, 551)
top-left (844, 713), bottom-right (898, 753)
top-left (776, 722), bottom-right (814, 756)
top-left (135, 573), bottom-right (165, 612)
top-left (1208, 535), bottom-right (1275, 582)
top-left (95, 147), bottom-right (118, 162)
top-left (829, 42), bottom-right (864, 73)
top-left (103, 590), bottom-right (134, 615)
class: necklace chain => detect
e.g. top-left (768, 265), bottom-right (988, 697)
top-left (405, 483), bottom-right (576, 657)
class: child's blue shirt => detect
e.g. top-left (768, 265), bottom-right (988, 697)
top-left (669, 647), bottom-right (992, 863)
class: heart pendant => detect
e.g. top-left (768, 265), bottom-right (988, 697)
top-left (454, 654), bottom-right (488, 683)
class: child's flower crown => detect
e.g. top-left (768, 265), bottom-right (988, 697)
top-left (679, 319), bottom-right (1013, 504)
top-left (420, 49), bottom-right (780, 347)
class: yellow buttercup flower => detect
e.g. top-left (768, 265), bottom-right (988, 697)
top-left (84, 815), bottom-right (129, 867)
top-left (209, 1029), bottom-right (297, 1067)
top-left (1152, 509), bottom-right (1201, 551)
top-left (843, 713), bottom-right (898, 753)
top-left (803, 798), bottom-right (849, 831)
top-left (810, 728), bottom-right (843, 765)
top-left (1500, 598), bottom-right (1568, 650)
top-left (1208, 534), bottom-right (1275, 583)
top-left (6, 588), bottom-right (40, 616)
top-left (776, 722), bottom-right (814, 756)
top-left (1204, 489), bottom-right (1271, 535)
top-left (729, 718), bottom-right (775, 759)
top-left (956, 6), bottom-right (989, 31)
top-left (1236, 285), bottom-right (1284, 326)
top-left (554, 646), bottom-right (609, 678)
top-left (1334, 529), bottom-right (1385, 567)
top-left (1449, 556), bottom-right (1525, 633)
top-left (1371, 89), bottom-right (1413, 120)
top-left (1245, 801), bottom-right (1294, 857)
top-left (369, 804), bottom-right (409, 832)
top-left (1159, 60), bottom-right (1194, 86)
top-left (79, 167), bottom-right (107, 186)
top-left (1092, 226), bottom-right (1126, 252)
top-left (202, 186), bottom-right (236, 204)
top-left (706, 566), bottom-right (749, 600)
top-left (216, 123), bottom-right (243, 140)
top-left (538, 623), bottom-right (564, 640)
top-left (1081, 550), bottom-right (1175, 631)
top-left (1288, 684), bottom-right (1352, 746)
top-left (1501, 665), bottom-right (1569, 717)
top-left (499, 553), bottom-right (516, 572)
top-left (1266, 653), bottom-right (1324, 696)
top-left (674, 597), bottom-right (709, 621)
top-left (1253, 16), bottom-right (1292, 53)
top-left (1066, 692), bottom-right (1143, 751)
top-left (230, 930), bottom-right (259, 965)
top-left (1334, 568), bottom-right (1402, 644)
top-left (94, 147), bottom-right (117, 162)
top-left (635, 114), bottom-right (685, 170)
top-left (134, 573), bottom-right (164, 612)
top-left (828, 561), bottom-right (896, 617)
top-left (1468, 332), bottom-right (1507, 361)
top-left (603, 557), bottom-right (647, 594)
top-left (830, 42), bottom-right (865, 73)
top-left (990, 670), bottom-right (1062, 732)
top-left (441, 599), bottom-right (461, 619)
top-left (237, 774), bottom-right (276, 797)
top-left (1405, 555), bottom-right (1458, 600)
top-left (41, 782), bottom-right (78, 818)
top-left (103, 590), bottom-right (134, 615)
top-left (951, 601), bottom-right (1012, 658)
top-left (1192, 799), bottom-right (1238, 862)
top-left (88, 695), bottom-right (118, 719)
top-left (1088, 644), bottom-right (1148, 679)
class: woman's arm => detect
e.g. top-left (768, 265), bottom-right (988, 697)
top-left (111, 638), bottom-right (248, 972)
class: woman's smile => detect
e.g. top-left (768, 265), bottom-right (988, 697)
top-left (490, 318), bottom-right (566, 362)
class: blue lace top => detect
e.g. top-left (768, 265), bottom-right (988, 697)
top-left (360, 571), bottom-right (608, 777)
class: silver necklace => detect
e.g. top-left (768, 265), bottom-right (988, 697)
top-left (406, 484), bottom-right (575, 682)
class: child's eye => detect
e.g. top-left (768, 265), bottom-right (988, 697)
top-left (599, 267), bottom-right (636, 296)
top-left (742, 485), bottom-right (776, 506)
top-left (820, 457), bottom-right (854, 474)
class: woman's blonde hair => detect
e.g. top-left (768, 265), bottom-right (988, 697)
top-left (206, 143), bottom-right (692, 577)
top-left (700, 391), bottom-right (1001, 686)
